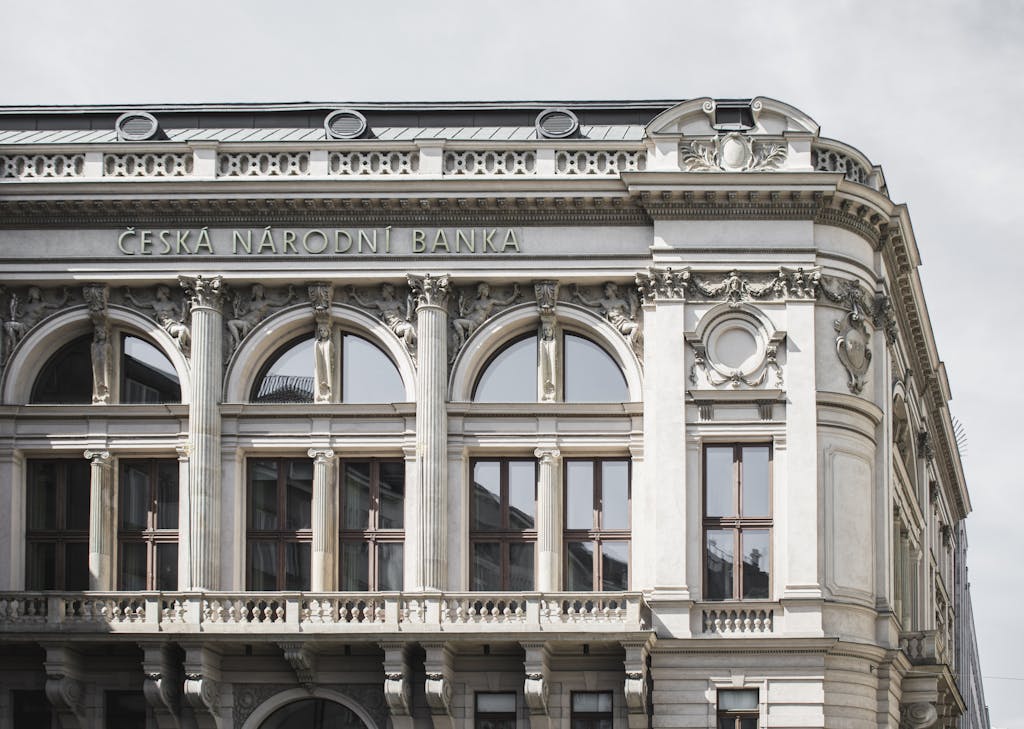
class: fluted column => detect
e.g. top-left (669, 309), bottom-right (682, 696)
top-left (85, 450), bottom-right (115, 590)
top-left (308, 448), bottom-right (336, 591)
top-left (179, 275), bottom-right (225, 590)
top-left (534, 447), bottom-right (562, 591)
top-left (408, 273), bottom-right (450, 591)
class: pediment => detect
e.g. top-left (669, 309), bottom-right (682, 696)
top-left (646, 96), bottom-right (820, 137)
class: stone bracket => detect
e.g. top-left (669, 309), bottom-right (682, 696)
top-left (423, 642), bottom-right (455, 729)
top-left (381, 641), bottom-right (414, 729)
top-left (279, 641), bottom-right (317, 690)
top-left (141, 643), bottom-right (183, 729)
top-left (43, 646), bottom-right (87, 729)
top-left (521, 640), bottom-right (553, 729)
top-left (182, 644), bottom-right (223, 729)
top-left (622, 638), bottom-right (654, 729)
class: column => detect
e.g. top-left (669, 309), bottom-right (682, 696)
top-left (85, 450), bottom-right (115, 590)
top-left (179, 275), bottom-right (225, 591)
top-left (534, 447), bottom-right (562, 592)
top-left (408, 274), bottom-right (450, 591)
top-left (308, 448), bottom-right (336, 592)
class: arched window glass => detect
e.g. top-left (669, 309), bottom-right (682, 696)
top-left (253, 337), bottom-right (315, 403)
top-left (31, 334), bottom-right (93, 404)
top-left (259, 699), bottom-right (368, 729)
top-left (122, 336), bottom-right (181, 404)
top-left (342, 334), bottom-right (404, 404)
top-left (564, 334), bottom-right (628, 402)
top-left (473, 336), bottom-right (537, 403)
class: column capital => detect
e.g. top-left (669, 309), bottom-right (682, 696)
top-left (533, 446), bottom-right (561, 463)
top-left (84, 449), bottom-right (111, 465)
top-left (408, 273), bottom-right (451, 309)
top-left (179, 274), bottom-right (225, 311)
top-left (307, 448), bottom-right (335, 463)
top-left (176, 443), bottom-right (191, 461)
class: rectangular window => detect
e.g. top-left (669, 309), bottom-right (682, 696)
top-left (717, 689), bottom-right (759, 729)
top-left (339, 459), bottom-right (405, 591)
top-left (25, 460), bottom-right (90, 590)
top-left (703, 444), bottom-right (771, 600)
top-left (12, 690), bottom-right (56, 729)
top-left (105, 690), bottom-right (147, 729)
top-left (118, 459), bottom-right (179, 590)
top-left (475, 692), bottom-right (516, 729)
top-left (470, 458), bottom-right (536, 590)
top-left (247, 458), bottom-right (313, 590)
top-left (571, 692), bottom-right (612, 729)
top-left (565, 459), bottom-right (630, 591)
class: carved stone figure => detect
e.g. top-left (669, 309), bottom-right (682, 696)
top-left (83, 284), bottom-right (112, 405)
top-left (3, 286), bottom-right (69, 358)
top-left (539, 317), bottom-right (557, 402)
top-left (227, 283), bottom-right (295, 351)
top-left (452, 282), bottom-right (520, 350)
top-left (123, 284), bottom-right (191, 355)
top-left (572, 282), bottom-right (641, 349)
top-left (349, 283), bottom-right (417, 352)
top-left (314, 318), bottom-right (333, 404)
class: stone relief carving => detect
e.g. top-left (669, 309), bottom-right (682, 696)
top-left (308, 283), bottom-right (334, 404)
top-left (2, 285), bottom-right (70, 362)
top-left (623, 671), bottom-right (648, 715)
top-left (535, 281), bottom-right (560, 403)
top-left (183, 672), bottom-right (221, 719)
top-left (686, 323), bottom-right (785, 390)
top-left (123, 284), bottom-right (192, 356)
top-left (83, 283), bottom-right (112, 404)
top-left (451, 281), bottom-right (521, 352)
top-left (348, 283), bottom-right (418, 357)
top-left (571, 282), bottom-right (642, 355)
top-left (822, 277), bottom-right (874, 394)
top-left (226, 283), bottom-right (296, 353)
top-left (408, 273), bottom-right (451, 309)
top-left (179, 274), bottom-right (226, 312)
top-left (680, 133), bottom-right (788, 172)
top-left (523, 673), bottom-right (549, 715)
top-left (279, 642), bottom-right (317, 689)
top-left (900, 702), bottom-right (939, 729)
top-left (45, 672), bottom-right (86, 728)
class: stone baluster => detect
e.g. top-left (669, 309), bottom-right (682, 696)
top-left (534, 447), bottom-right (562, 591)
top-left (85, 450), bottom-right (115, 590)
top-left (179, 275), bottom-right (225, 590)
top-left (408, 273), bottom-right (450, 591)
top-left (308, 448), bottom-right (336, 592)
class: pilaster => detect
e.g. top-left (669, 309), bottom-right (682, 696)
top-left (308, 448), bottom-right (336, 591)
top-left (534, 447), bottom-right (562, 592)
top-left (175, 445), bottom-right (191, 591)
top-left (85, 449), bottom-right (115, 591)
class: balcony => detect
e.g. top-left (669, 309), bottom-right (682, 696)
top-left (0, 591), bottom-right (649, 636)
top-left (900, 629), bottom-right (950, 666)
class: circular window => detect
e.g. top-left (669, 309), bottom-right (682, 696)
top-left (115, 111), bottom-right (159, 141)
top-left (324, 109), bottom-right (368, 140)
top-left (706, 318), bottom-right (765, 375)
top-left (535, 108), bottom-right (579, 139)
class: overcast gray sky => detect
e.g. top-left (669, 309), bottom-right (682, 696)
top-left (3, 0), bottom-right (1022, 726)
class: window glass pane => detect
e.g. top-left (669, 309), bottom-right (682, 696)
top-left (340, 541), bottom-right (369, 591)
top-left (739, 719), bottom-right (758, 729)
top-left (508, 461), bottom-right (536, 530)
top-left (705, 529), bottom-right (734, 600)
top-left (378, 542), bottom-right (404, 591)
top-left (705, 447), bottom-right (735, 517)
top-left (31, 334), bottom-right (92, 404)
top-left (472, 543), bottom-right (501, 591)
top-left (343, 463), bottom-right (371, 530)
top-left (285, 460), bottom-right (313, 530)
top-left (379, 461), bottom-right (405, 529)
top-left (343, 334), bottom-right (405, 403)
top-left (65, 461), bottom-right (91, 531)
top-left (477, 693), bottom-right (517, 713)
top-left (156, 543), bottom-right (178, 591)
top-left (12, 691), bottom-right (52, 729)
top-left (123, 335), bottom-right (180, 404)
top-left (474, 336), bottom-right (537, 403)
top-left (473, 461), bottom-right (502, 530)
top-left (564, 334), bottom-right (628, 402)
top-left (254, 337), bottom-right (314, 403)
top-left (120, 542), bottom-right (147, 591)
top-left (28, 462), bottom-right (57, 530)
top-left (566, 461), bottom-right (594, 530)
top-left (573, 692), bottom-right (612, 712)
top-left (741, 530), bottom-right (770, 599)
top-left (156, 461), bottom-right (179, 530)
top-left (120, 463), bottom-right (149, 531)
top-left (601, 542), bottom-right (629, 591)
top-left (741, 446), bottom-right (770, 517)
top-left (250, 460), bottom-right (279, 530)
top-left (249, 542), bottom-right (278, 590)
top-left (284, 542), bottom-right (311, 590)
top-left (106, 690), bottom-right (146, 729)
top-left (601, 461), bottom-right (629, 530)
top-left (719, 689), bottom-right (758, 711)
top-left (64, 542), bottom-right (89, 591)
top-left (509, 543), bottom-right (534, 591)
top-left (26, 542), bottom-right (55, 590)
top-left (567, 541), bottom-right (594, 591)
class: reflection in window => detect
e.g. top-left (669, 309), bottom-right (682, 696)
top-left (474, 336), bottom-right (537, 402)
top-left (476, 693), bottom-right (516, 729)
top-left (118, 459), bottom-right (179, 590)
top-left (31, 334), bottom-right (93, 404)
top-left (122, 335), bottom-right (181, 403)
top-left (470, 458), bottom-right (536, 590)
top-left (247, 458), bottom-right (313, 590)
top-left (564, 459), bottom-right (630, 591)
top-left (564, 334), bottom-right (627, 402)
top-left (25, 460), bottom-right (90, 590)
top-left (717, 689), bottom-right (759, 729)
top-left (571, 692), bottom-right (613, 729)
top-left (339, 459), bottom-right (405, 591)
top-left (254, 337), bottom-right (315, 403)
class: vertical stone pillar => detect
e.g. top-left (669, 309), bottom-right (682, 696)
top-left (534, 447), bottom-right (562, 592)
top-left (85, 450), bottom-right (115, 590)
top-left (308, 448), bottom-right (336, 592)
top-left (408, 273), bottom-right (450, 591)
top-left (179, 275), bottom-right (225, 591)
top-left (176, 445), bottom-right (191, 591)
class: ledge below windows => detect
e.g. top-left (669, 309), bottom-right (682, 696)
top-left (0, 591), bottom-right (649, 635)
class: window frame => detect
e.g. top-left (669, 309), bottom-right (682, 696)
top-left (120, 333), bottom-right (182, 404)
top-left (563, 457), bottom-right (631, 591)
top-left (469, 457), bottom-right (538, 590)
top-left (117, 458), bottom-right (179, 591)
top-left (702, 443), bottom-right (773, 601)
top-left (715, 688), bottom-right (760, 729)
top-left (474, 692), bottom-right (517, 729)
top-left (246, 457), bottom-right (314, 591)
top-left (338, 457), bottom-right (406, 591)
top-left (251, 332), bottom-right (316, 404)
top-left (570, 691), bottom-right (614, 729)
top-left (471, 332), bottom-right (537, 403)
top-left (25, 459), bottom-right (90, 591)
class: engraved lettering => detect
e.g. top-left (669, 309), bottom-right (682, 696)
top-left (303, 229), bottom-right (328, 254)
top-left (282, 230), bottom-right (298, 254)
top-left (482, 228), bottom-right (498, 252)
top-left (258, 226), bottom-right (277, 254)
top-left (194, 227), bottom-right (213, 254)
top-left (358, 230), bottom-right (377, 253)
top-left (233, 230), bottom-right (252, 254)
top-left (413, 229), bottom-right (426, 253)
top-left (118, 228), bottom-right (136, 255)
top-left (335, 230), bottom-right (352, 253)
top-left (158, 230), bottom-right (173, 254)
top-left (139, 229), bottom-right (153, 255)
top-left (502, 229), bottom-right (520, 252)
top-left (456, 229), bottom-right (475, 253)
top-left (176, 230), bottom-right (192, 255)
top-left (432, 229), bottom-right (450, 253)
top-left (384, 225), bottom-right (392, 254)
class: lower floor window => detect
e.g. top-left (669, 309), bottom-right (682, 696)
top-left (247, 458), bottom-right (313, 590)
top-left (470, 458), bottom-right (536, 591)
top-left (571, 692), bottom-right (612, 729)
top-left (118, 458), bottom-right (179, 590)
top-left (25, 459), bottom-right (90, 591)
top-left (564, 459), bottom-right (630, 591)
top-left (105, 690), bottom-right (147, 729)
top-left (475, 693), bottom-right (516, 729)
top-left (339, 459), bottom-right (405, 591)
top-left (717, 689), bottom-right (759, 729)
top-left (12, 690), bottom-right (56, 729)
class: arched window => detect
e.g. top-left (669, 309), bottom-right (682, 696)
top-left (252, 332), bottom-right (405, 404)
top-left (31, 334), bottom-right (93, 404)
top-left (473, 332), bottom-right (627, 403)
top-left (259, 699), bottom-right (370, 729)
top-left (122, 335), bottom-right (181, 404)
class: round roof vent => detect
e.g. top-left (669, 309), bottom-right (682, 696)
top-left (535, 108), bottom-right (579, 139)
top-left (325, 109), bottom-right (367, 140)
top-left (115, 111), bottom-right (159, 142)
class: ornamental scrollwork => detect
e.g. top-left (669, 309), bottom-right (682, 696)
top-left (183, 672), bottom-right (221, 718)
top-left (424, 672), bottom-right (453, 716)
top-left (636, 266), bottom-right (820, 306)
top-left (408, 273), bottom-right (451, 309)
top-left (900, 702), bottom-right (939, 729)
top-left (680, 133), bottom-right (788, 172)
top-left (523, 672), bottom-right (549, 715)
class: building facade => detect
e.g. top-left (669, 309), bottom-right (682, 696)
top-left (0, 97), bottom-right (987, 729)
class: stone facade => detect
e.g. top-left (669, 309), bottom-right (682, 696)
top-left (0, 98), bottom-right (987, 729)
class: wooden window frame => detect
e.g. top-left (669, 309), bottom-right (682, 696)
top-left (563, 457), bottom-right (631, 591)
top-left (474, 692), bottom-right (517, 729)
top-left (570, 691), bottom-right (613, 729)
top-left (469, 457), bottom-right (537, 590)
top-left (716, 689), bottom-right (760, 729)
top-left (338, 458), bottom-right (406, 591)
top-left (25, 459), bottom-right (90, 590)
top-left (702, 443), bottom-right (773, 601)
top-left (117, 458), bottom-right (179, 591)
top-left (246, 457), bottom-right (313, 591)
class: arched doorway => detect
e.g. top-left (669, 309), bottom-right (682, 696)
top-left (259, 698), bottom-right (371, 729)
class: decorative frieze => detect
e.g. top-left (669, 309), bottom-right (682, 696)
top-left (680, 133), bottom-right (787, 172)
top-left (636, 266), bottom-right (820, 306)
